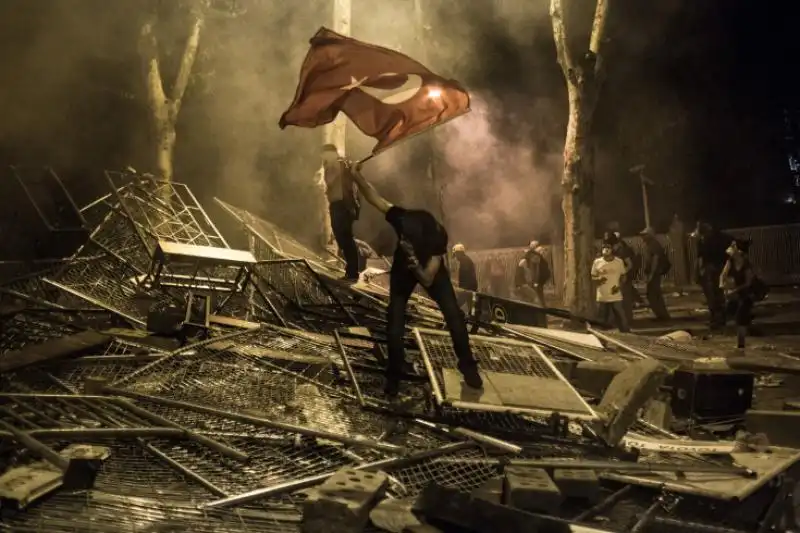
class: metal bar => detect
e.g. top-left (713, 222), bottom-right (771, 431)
top-left (113, 398), bottom-right (249, 461)
top-left (42, 278), bottom-right (145, 326)
top-left (0, 405), bottom-right (43, 429)
top-left (0, 418), bottom-right (69, 471)
top-left (334, 329), bottom-right (366, 407)
top-left (588, 327), bottom-right (650, 359)
top-left (573, 485), bottom-right (634, 522)
top-left (631, 499), bottom-right (660, 533)
top-left (0, 427), bottom-right (183, 439)
top-left (201, 441), bottom-right (475, 510)
top-left (413, 328), bottom-right (445, 405)
top-left (531, 343), bottom-right (598, 418)
top-left (10, 397), bottom-right (65, 427)
top-left (180, 184), bottom-right (230, 248)
top-left (429, 457), bottom-right (756, 477)
top-left (248, 271), bottom-right (288, 327)
top-left (499, 325), bottom-right (593, 361)
top-left (304, 259), bottom-right (359, 325)
top-left (104, 171), bottom-right (157, 255)
top-left (48, 167), bottom-right (88, 228)
top-left (141, 441), bottom-right (230, 497)
top-left (411, 419), bottom-right (522, 454)
top-left (103, 386), bottom-right (401, 454)
top-left (448, 400), bottom-right (598, 421)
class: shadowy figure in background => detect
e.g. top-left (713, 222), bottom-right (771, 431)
top-left (452, 243), bottom-right (478, 315)
top-left (488, 257), bottom-right (508, 298)
top-left (350, 164), bottom-right (483, 398)
top-left (604, 232), bottom-right (638, 325)
top-left (720, 239), bottom-right (768, 349)
top-left (591, 241), bottom-right (630, 333)
top-left (640, 226), bottom-right (671, 320)
top-left (321, 144), bottom-right (361, 281)
top-left (691, 221), bottom-right (732, 330)
top-left (514, 240), bottom-right (550, 308)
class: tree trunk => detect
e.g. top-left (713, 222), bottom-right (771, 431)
top-left (561, 86), bottom-right (596, 319)
top-left (139, 11), bottom-right (203, 192)
top-left (550, 0), bottom-right (610, 321)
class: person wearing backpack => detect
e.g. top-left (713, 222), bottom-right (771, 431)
top-left (640, 227), bottom-right (671, 320)
top-left (720, 239), bottom-right (768, 349)
top-left (514, 241), bottom-right (550, 308)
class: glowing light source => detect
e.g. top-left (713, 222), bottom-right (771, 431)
top-left (428, 88), bottom-right (442, 99)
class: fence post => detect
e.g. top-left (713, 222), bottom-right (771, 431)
top-left (668, 215), bottom-right (690, 293)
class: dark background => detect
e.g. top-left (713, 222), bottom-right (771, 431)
top-left (0, 0), bottom-right (798, 260)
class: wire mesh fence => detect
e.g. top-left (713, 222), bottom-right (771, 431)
top-left (215, 198), bottom-right (344, 276)
top-left (107, 172), bottom-right (229, 253)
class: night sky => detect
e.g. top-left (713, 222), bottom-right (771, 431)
top-left (0, 0), bottom-right (798, 259)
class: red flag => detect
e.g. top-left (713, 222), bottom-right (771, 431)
top-left (279, 27), bottom-right (470, 155)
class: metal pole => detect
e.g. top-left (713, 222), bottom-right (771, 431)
top-left (640, 172), bottom-right (651, 228)
top-left (0, 418), bottom-right (70, 472)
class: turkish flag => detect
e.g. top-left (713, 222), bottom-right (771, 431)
top-left (279, 27), bottom-right (470, 155)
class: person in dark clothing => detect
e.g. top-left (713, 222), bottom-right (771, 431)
top-left (321, 144), bottom-right (361, 281)
top-left (350, 164), bottom-right (483, 398)
top-left (719, 239), bottom-right (757, 349)
top-left (640, 227), bottom-right (671, 320)
top-left (604, 233), bottom-right (637, 325)
top-left (452, 243), bottom-right (478, 314)
top-left (514, 241), bottom-right (550, 308)
top-left (691, 221), bottom-right (731, 330)
top-left (488, 258), bottom-right (508, 298)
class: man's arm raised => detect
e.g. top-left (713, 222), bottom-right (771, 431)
top-left (351, 164), bottom-right (393, 214)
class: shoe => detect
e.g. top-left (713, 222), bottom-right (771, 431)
top-left (459, 364), bottom-right (483, 390)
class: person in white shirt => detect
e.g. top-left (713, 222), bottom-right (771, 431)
top-left (591, 242), bottom-right (631, 333)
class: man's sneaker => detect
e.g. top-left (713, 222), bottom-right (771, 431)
top-left (459, 364), bottom-right (483, 390)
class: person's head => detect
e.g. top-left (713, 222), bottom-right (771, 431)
top-left (321, 144), bottom-right (339, 164)
top-left (726, 238), bottom-right (750, 258)
top-left (601, 242), bottom-right (615, 259)
top-left (525, 240), bottom-right (541, 262)
top-left (452, 243), bottom-right (466, 259)
top-left (691, 221), bottom-right (712, 239)
top-left (640, 226), bottom-right (656, 241)
top-left (604, 233), bottom-right (620, 248)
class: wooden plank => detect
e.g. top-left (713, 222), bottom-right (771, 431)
top-left (0, 330), bottom-right (111, 373)
top-left (156, 241), bottom-right (256, 266)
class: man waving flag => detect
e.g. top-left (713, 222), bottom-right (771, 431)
top-left (279, 27), bottom-right (470, 155)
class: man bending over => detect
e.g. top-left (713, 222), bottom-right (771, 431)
top-left (351, 164), bottom-right (483, 398)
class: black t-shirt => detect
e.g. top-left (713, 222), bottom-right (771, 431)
top-left (698, 231), bottom-right (733, 269)
top-left (385, 206), bottom-right (448, 268)
top-left (457, 255), bottom-right (478, 291)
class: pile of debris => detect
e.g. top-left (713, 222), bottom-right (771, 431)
top-left (0, 169), bottom-right (797, 533)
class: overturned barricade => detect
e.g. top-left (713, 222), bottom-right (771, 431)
top-left (0, 168), bottom-right (798, 532)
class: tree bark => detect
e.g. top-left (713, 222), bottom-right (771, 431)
top-left (138, 10), bottom-right (204, 186)
top-left (550, 0), bottom-right (610, 320)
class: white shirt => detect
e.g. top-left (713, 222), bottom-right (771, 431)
top-left (591, 256), bottom-right (625, 302)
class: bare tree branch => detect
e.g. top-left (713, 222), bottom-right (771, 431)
top-left (550, 0), bottom-right (575, 81)
top-left (589, 0), bottom-right (610, 76)
top-left (170, 13), bottom-right (204, 116)
top-left (138, 16), bottom-right (167, 118)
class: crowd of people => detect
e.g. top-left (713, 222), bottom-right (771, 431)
top-left (318, 144), bottom-right (769, 399)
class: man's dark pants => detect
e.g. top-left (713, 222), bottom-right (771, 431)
top-left (329, 200), bottom-right (359, 279)
top-left (646, 275), bottom-right (671, 320)
top-left (597, 300), bottom-right (630, 333)
top-left (700, 266), bottom-right (726, 328)
top-left (620, 277), bottom-right (638, 324)
top-left (386, 265), bottom-right (477, 386)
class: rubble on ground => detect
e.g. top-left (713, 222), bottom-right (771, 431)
top-left (0, 169), bottom-right (798, 532)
